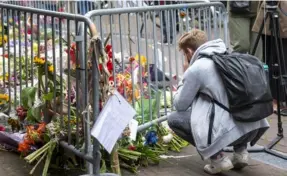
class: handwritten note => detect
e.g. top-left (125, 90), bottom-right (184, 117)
top-left (91, 91), bottom-right (136, 153)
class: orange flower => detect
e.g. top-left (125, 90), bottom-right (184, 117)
top-left (18, 138), bottom-right (34, 154)
top-left (18, 141), bottom-right (30, 153)
top-left (134, 89), bottom-right (140, 100)
top-left (26, 125), bottom-right (34, 135)
top-left (180, 11), bottom-right (186, 18)
top-left (129, 57), bottom-right (135, 62)
top-left (37, 123), bottom-right (46, 134)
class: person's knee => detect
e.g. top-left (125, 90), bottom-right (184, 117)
top-left (167, 113), bottom-right (176, 130)
top-left (167, 111), bottom-right (191, 133)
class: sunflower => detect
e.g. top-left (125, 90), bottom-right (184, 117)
top-left (0, 94), bottom-right (9, 101)
top-left (33, 56), bottom-right (45, 65)
top-left (48, 65), bottom-right (54, 73)
top-left (0, 73), bottom-right (9, 82)
top-left (135, 54), bottom-right (147, 66)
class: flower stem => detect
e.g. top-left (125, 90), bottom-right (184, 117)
top-left (42, 140), bottom-right (56, 176)
top-left (29, 151), bottom-right (47, 175)
top-left (25, 141), bottom-right (51, 163)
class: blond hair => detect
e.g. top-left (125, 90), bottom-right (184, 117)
top-left (178, 29), bottom-right (208, 52)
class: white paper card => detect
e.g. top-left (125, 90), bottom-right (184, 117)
top-left (91, 91), bottom-right (136, 153)
top-left (129, 119), bottom-right (138, 141)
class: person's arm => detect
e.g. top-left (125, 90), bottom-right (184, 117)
top-left (173, 68), bottom-right (201, 111)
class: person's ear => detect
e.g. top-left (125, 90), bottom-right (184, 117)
top-left (186, 48), bottom-right (193, 54)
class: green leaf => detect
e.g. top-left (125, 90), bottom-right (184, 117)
top-left (42, 92), bottom-right (54, 101)
top-left (31, 106), bottom-right (42, 122)
top-left (43, 133), bottom-right (50, 143)
top-left (21, 87), bottom-right (37, 109)
top-left (26, 104), bottom-right (42, 123)
top-left (26, 108), bottom-right (35, 122)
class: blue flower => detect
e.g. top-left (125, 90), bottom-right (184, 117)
top-left (145, 131), bottom-right (158, 146)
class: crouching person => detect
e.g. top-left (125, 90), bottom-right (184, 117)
top-left (167, 29), bottom-right (270, 174)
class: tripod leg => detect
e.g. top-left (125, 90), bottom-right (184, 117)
top-left (252, 14), bottom-right (269, 56)
top-left (275, 16), bottom-right (287, 102)
top-left (263, 13), bottom-right (284, 152)
top-left (271, 16), bottom-right (284, 137)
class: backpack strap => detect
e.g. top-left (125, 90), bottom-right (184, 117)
top-left (199, 92), bottom-right (230, 145)
top-left (199, 92), bottom-right (230, 112)
top-left (212, 99), bottom-right (230, 113)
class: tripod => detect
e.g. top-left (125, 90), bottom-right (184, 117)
top-left (225, 3), bottom-right (287, 160)
top-left (249, 3), bottom-right (286, 160)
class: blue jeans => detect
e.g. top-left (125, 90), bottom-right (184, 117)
top-left (77, 1), bottom-right (94, 15)
top-left (167, 111), bottom-right (258, 158)
top-left (44, 2), bottom-right (57, 11)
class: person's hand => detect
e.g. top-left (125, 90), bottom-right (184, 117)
top-left (183, 58), bottom-right (189, 72)
top-left (182, 48), bottom-right (193, 72)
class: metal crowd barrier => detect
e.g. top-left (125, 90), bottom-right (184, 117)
top-left (0, 1), bottom-right (228, 176)
top-left (0, 2), bottom-right (109, 175)
top-left (1, 0), bottom-right (150, 14)
top-left (83, 1), bottom-right (228, 174)
top-left (85, 1), bottom-right (228, 123)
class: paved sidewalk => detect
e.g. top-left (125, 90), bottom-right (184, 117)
top-left (1, 145), bottom-right (286, 176)
top-left (123, 146), bottom-right (287, 176)
top-left (257, 114), bottom-right (287, 153)
top-left (1, 114), bottom-right (287, 176)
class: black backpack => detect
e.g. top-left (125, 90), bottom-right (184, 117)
top-left (204, 52), bottom-right (273, 122)
top-left (202, 52), bottom-right (273, 144)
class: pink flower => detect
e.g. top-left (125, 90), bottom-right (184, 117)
top-left (0, 125), bottom-right (6, 131)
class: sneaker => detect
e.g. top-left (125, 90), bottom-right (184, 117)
top-left (231, 149), bottom-right (249, 170)
top-left (204, 156), bottom-right (234, 174)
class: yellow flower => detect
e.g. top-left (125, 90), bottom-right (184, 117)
top-left (48, 65), bottom-right (54, 73)
top-left (116, 74), bottom-right (125, 82)
top-left (0, 73), bottom-right (9, 82)
top-left (0, 35), bottom-right (7, 45)
top-left (0, 94), bottom-right (9, 101)
top-left (134, 89), bottom-right (140, 100)
top-left (33, 56), bottom-right (45, 65)
top-left (124, 73), bottom-right (131, 80)
top-left (135, 54), bottom-right (147, 66)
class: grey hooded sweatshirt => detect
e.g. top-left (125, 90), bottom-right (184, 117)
top-left (173, 39), bottom-right (269, 160)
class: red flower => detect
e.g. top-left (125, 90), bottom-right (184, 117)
top-left (117, 86), bottom-right (124, 94)
top-left (0, 125), bottom-right (5, 131)
top-left (2, 53), bottom-right (8, 58)
top-left (99, 64), bottom-right (102, 71)
top-left (108, 51), bottom-right (113, 59)
top-left (65, 45), bottom-right (76, 65)
top-left (105, 44), bottom-right (112, 53)
top-left (128, 145), bottom-right (136, 151)
top-left (58, 8), bottom-right (64, 12)
top-left (27, 28), bottom-right (32, 35)
top-left (107, 60), bottom-right (113, 73)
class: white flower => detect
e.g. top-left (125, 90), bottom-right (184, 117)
top-left (162, 133), bottom-right (173, 144)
